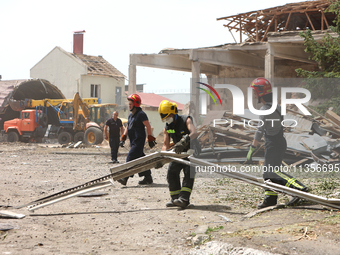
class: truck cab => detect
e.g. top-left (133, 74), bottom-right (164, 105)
top-left (3, 109), bottom-right (46, 142)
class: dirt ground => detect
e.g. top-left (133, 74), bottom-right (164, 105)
top-left (1, 140), bottom-right (340, 255)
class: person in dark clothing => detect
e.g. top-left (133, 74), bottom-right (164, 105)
top-left (247, 78), bottom-right (308, 209)
top-left (104, 111), bottom-right (124, 163)
top-left (158, 100), bottom-right (198, 208)
top-left (118, 94), bottom-right (156, 186)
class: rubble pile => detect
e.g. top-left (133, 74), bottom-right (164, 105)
top-left (196, 107), bottom-right (340, 167)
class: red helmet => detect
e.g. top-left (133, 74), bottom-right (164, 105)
top-left (250, 78), bottom-right (272, 97)
top-left (127, 94), bottom-right (141, 107)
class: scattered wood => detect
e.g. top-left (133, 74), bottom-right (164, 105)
top-left (242, 204), bottom-right (285, 219)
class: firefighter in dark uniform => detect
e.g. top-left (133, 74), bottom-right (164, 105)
top-left (247, 78), bottom-right (308, 209)
top-left (118, 94), bottom-right (156, 185)
top-left (158, 100), bottom-right (198, 208)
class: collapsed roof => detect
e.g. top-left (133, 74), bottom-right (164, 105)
top-left (217, 0), bottom-right (336, 42)
top-left (72, 53), bottom-right (126, 79)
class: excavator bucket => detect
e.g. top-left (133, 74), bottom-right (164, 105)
top-left (8, 100), bottom-right (25, 111)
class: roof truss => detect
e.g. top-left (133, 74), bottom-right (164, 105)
top-left (217, 0), bottom-right (336, 42)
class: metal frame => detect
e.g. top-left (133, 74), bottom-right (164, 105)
top-left (19, 151), bottom-right (340, 212)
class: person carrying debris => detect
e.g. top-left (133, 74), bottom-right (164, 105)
top-left (247, 78), bottom-right (308, 209)
top-left (158, 100), bottom-right (198, 208)
top-left (104, 111), bottom-right (124, 163)
top-left (118, 94), bottom-right (156, 185)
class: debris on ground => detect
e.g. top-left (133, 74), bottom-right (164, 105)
top-left (196, 108), bottom-right (340, 166)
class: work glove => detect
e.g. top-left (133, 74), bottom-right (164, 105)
top-left (246, 145), bottom-right (257, 161)
top-left (120, 134), bottom-right (127, 147)
top-left (173, 134), bottom-right (190, 154)
top-left (148, 135), bottom-right (157, 148)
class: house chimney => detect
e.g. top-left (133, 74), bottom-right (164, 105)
top-left (73, 30), bottom-right (86, 54)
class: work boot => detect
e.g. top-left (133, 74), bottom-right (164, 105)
top-left (166, 200), bottom-right (178, 208)
top-left (117, 177), bottom-right (129, 186)
top-left (286, 187), bottom-right (308, 206)
top-left (257, 195), bottom-right (277, 209)
top-left (138, 175), bottom-right (153, 185)
top-left (173, 197), bottom-right (190, 208)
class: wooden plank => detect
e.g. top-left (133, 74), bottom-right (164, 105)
top-left (243, 204), bottom-right (285, 219)
top-left (321, 9), bottom-right (329, 29)
top-left (261, 15), bottom-right (276, 42)
top-left (302, 104), bottom-right (340, 130)
top-left (256, 15), bottom-right (259, 42)
top-left (284, 12), bottom-right (292, 31)
top-left (290, 158), bottom-right (309, 167)
top-left (325, 110), bottom-right (340, 127)
top-left (305, 12), bottom-right (315, 30)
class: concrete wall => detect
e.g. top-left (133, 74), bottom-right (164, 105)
top-left (30, 47), bottom-right (87, 100)
top-left (81, 75), bottom-right (124, 104)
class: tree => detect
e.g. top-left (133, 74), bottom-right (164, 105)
top-left (295, 0), bottom-right (340, 115)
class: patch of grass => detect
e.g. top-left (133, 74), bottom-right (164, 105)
top-left (206, 226), bottom-right (224, 234)
top-left (208, 188), bottom-right (219, 194)
top-left (318, 179), bottom-right (338, 191)
top-left (202, 234), bottom-right (212, 244)
top-left (320, 214), bottom-right (340, 225)
top-left (215, 178), bottom-right (232, 186)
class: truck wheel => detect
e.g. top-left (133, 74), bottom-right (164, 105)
top-left (84, 127), bottom-right (103, 145)
top-left (58, 132), bottom-right (73, 144)
top-left (74, 132), bottom-right (84, 142)
top-left (7, 132), bottom-right (19, 142)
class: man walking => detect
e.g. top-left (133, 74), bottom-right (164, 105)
top-left (247, 78), bottom-right (308, 209)
top-left (118, 94), bottom-right (156, 185)
top-left (104, 111), bottom-right (124, 163)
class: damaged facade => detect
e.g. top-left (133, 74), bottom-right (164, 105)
top-left (127, 0), bottom-right (336, 122)
top-left (30, 31), bottom-right (125, 105)
top-left (126, 0), bottom-right (339, 167)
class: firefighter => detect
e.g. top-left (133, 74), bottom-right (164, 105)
top-left (118, 94), bottom-right (156, 185)
top-left (158, 100), bottom-right (198, 208)
top-left (247, 78), bottom-right (308, 209)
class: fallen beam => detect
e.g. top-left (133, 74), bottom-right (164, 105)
top-left (20, 151), bottom-right (340, 212)
top-left (19, 152), bottom-right (187, 211)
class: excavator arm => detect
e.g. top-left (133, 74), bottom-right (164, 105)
top-left (73, 92), bottom-right (90, 130)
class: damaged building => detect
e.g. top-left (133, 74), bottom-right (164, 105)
top-left (127, 0), bottom-right (336, 120)
top-left (125, 0), bottom-right (339, 166)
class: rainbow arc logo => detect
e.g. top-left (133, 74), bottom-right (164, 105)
top-left (196, 82), bottom-right (222, 106)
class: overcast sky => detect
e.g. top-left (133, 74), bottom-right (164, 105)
top-left (1, 0), bottom-right (304, 92)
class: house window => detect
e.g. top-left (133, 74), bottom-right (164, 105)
top-left (91, 84), bottom-right (100, 98)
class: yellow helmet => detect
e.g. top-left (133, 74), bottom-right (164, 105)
top-left (158, 100), bottom-right (178, 120)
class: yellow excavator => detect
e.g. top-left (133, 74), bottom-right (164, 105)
top-left (5, 93), bottom-right (124, 145)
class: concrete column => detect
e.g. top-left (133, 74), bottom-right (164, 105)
top-left (128, 54), bottom-right (137, 96)
top-left (191, 60), bottom-right (200, 124)
top-left (265, 44), bottom-right (274, 80)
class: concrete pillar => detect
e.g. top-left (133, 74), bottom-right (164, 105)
top-left (128, 54), bottom-right (137, 96)
top-left (191, 60), bottom-right (200, 124)
top-left (265, 44), bottom-right (274, 80)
